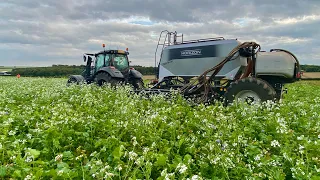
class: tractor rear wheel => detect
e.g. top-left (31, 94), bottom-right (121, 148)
top-left (224, 77), bottom-right (276, 106)
top-left (95, 72), bottom-right (119, 87)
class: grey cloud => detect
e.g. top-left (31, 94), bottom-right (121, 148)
top-left (3, 0), bottom-right (319, 22)
top-left (0, 0), bottom-right (319, 66)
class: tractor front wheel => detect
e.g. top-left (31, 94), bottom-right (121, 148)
top-left (224, 77), bottom-right (276, 106)
top-left (132, 78), bottom-right (144, 90)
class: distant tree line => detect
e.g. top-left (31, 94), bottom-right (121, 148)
top-left (300, 65), bottom-right (320, 72)
top-left (10, 65), bottom-right (158, 77)
top-left (7, 64), bottom-right (320, 77)
top-left (10, 65), bottom-right (85, 77)
top-left (131, 66), bottom-right (158, 75)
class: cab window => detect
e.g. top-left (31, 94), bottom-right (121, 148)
top-left (113, 54), bottom-right (129, 71)
top-left (95, 54), bottom-right (110, 71)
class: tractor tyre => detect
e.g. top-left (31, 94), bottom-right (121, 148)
top-left (132, 78), bottom-right (144, 90)
top-left (95, 72), bottom-right (119, 87)
top-left (224, 77), bottom-right (276, 106)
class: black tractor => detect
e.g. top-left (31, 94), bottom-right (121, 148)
top-left (67, 46), bottom-right (144, 89)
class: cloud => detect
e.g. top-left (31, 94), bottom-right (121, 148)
top-left (0, 0), bottom-right (319, 67)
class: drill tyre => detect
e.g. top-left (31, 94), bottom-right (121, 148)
top-left (224, 77), bottom-right (276, 106)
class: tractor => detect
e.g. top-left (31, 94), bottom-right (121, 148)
top-left (67, 45), bottom-right (144, 89)
top-left (140, 30), bottom-right (301, 106)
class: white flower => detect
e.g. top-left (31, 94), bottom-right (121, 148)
top-left (24, 174), bottom-right (33, 180)
top-left (176, 163), bottom-right (188, 174)
top-left (135, 156), bottom-right (144, 166)
top-left (96, 160), bottom-right (103, 166)
top-left (117, 165), bottom-right (122, 171)
top-left (57, 170), bottom-right (63, 176)
top-left (165, 173), bottom-right (175, 180)
top-left (129, 151), bottom-right (138, 160)
top-left (299, 145), bottom-right (305, 154)
top-left (25, 154), bottom-right (33, 163)
top-left (75, 154), bottom-right (83, 160)
top-left (271, 140), bottom-right (280, 147)
top-left (92, 173), bottom-right (97, 178)
top-left (283, 153), bottom-right (292, 162)
top-left (55, 154), bottom-right (63, 161)
top-left (132, 136), bottom-right (138, 146)
top-left (90, 151), bottom-right (97, 157)
top-left (10, 155), bottom-right (16, 160)
top-left (161, 168), bottom-right (167, 176)
top-left (143, 147), bottom-right (149, 155)
top-left (152, 142), bottom-right (156, 148)
top-left (191, 175), bottom-right (201, 180)
top-left (254, 154), bottom-right (262, 161)
top-left (8, 130), bottom-right (16, 136)
top-left (297, 135), bottom-right (304, 140)
top-left (26, 133), bottom-right (32, 139)
top-left (104, 172), bottom-right (115, 178)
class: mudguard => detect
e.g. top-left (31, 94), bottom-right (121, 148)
top-left (96, 67), bottom-right (124, 78)
top-left (67, 75), bottom-right (86, 86)
top-left (69, 75), bottom-right (85, 82)
top-left (129, 69), bottom-right (143, 79)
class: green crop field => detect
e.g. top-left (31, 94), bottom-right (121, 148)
top-left (0, 68), bottom-right (12, 72)
top-left (0, 76), bottom-right (319, 179)
top-left (0, 66), bottom-right (31, 72)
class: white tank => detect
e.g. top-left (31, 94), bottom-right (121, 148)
top-left (255, 51), bottom-right (296, 78)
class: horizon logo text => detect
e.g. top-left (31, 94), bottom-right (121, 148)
top-left (180, 49), bottom-right (202, 56)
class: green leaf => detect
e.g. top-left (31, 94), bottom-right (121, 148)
top-left (63, 151), bottom-right (74, 160)
top-left (311, 176), bottom-right (320, 180)
top-left (13, 170), bottom-right (22, 178)
top-left (57, 162), bottom-right (69, 170)
top-left (112, 146), bottom-right (124, 161)
top-left (53, 139), bottom-right (60, 148)
top-left (155, 154), bottom-right (167, 167)
top-left (0, 166), bottom-right (6, 177)
top-left (26, 149), bottom-right (41, 159)
top-left (83, 132), bottom-right (89, 138)
top-left (183, 154), bottom-right (192, 164)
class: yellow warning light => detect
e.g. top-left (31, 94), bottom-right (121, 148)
top-left (117, 50), bottom-right (125, 54)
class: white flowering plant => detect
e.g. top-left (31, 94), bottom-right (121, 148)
top-left (0, 77), bottom-right (319, 179)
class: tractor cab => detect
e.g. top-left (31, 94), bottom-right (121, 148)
top-left (93, 49), bottom-right (130, 74)
top-left (82, 48), bottom-right (131, 79)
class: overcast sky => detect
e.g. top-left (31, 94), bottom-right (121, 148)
top-left (0, 0), bottom-right (319, 67)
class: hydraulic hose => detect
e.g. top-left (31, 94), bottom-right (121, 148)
top-left (180, 42), bottom-right (261, 103)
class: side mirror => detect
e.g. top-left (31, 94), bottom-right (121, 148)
top-left (83, 55), bottom-right (86, 62)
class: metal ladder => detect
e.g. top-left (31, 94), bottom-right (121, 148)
top-left (154, 30), bottom-right (183, 78)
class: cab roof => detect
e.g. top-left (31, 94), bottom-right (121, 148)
top-left (85, 50), bottom-right (129, 56)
